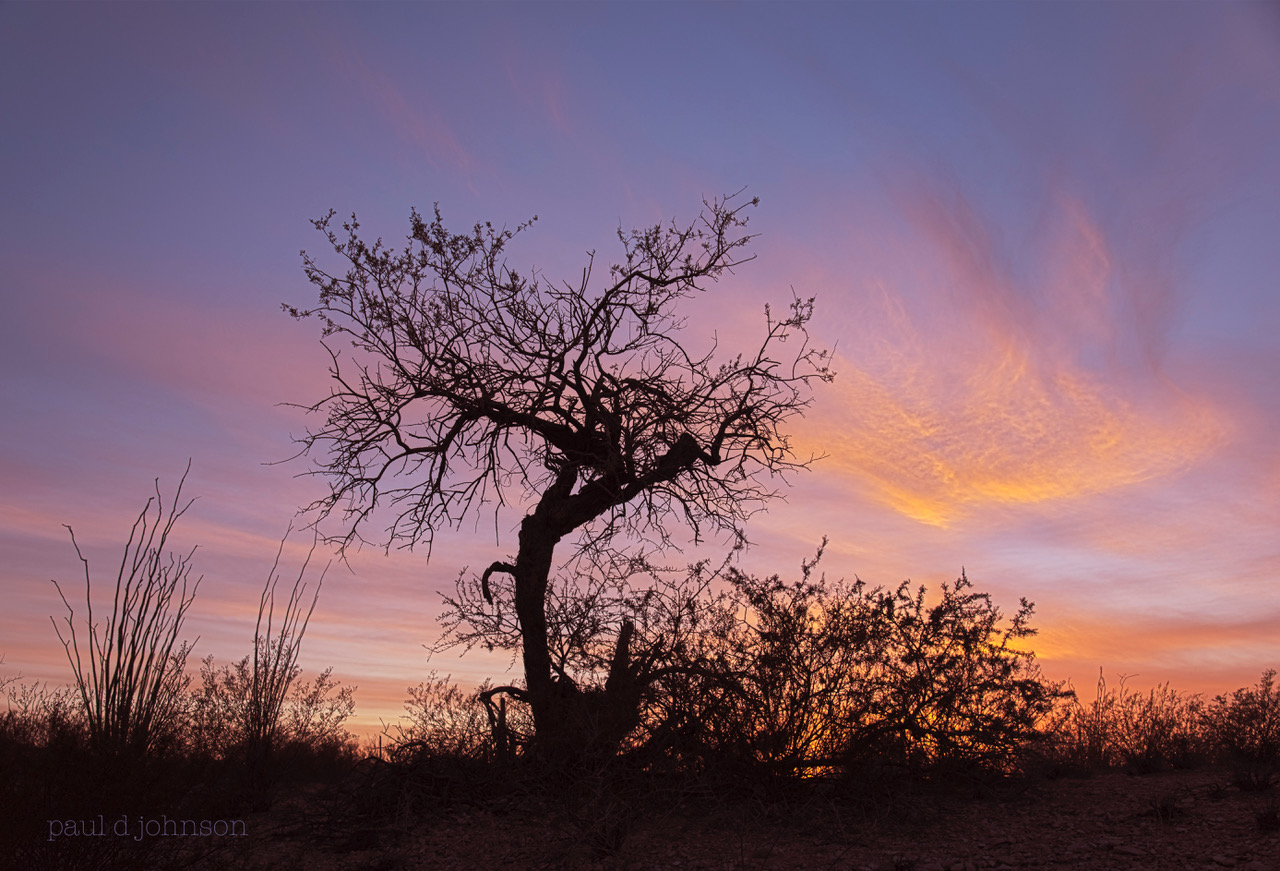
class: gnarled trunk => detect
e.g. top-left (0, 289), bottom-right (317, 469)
top-left (513, 510), bottom-right (642, 767)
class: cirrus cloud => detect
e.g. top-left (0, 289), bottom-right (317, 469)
top-left (802, 184), bottom-right (1225, 527)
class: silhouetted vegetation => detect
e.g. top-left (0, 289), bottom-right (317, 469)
top-left (1204, 669), bottom-right (1280, 790)
top-left (49, 465), bottom-right (199, 761)
top-left (185, 530), bottom-right (336, 808)
top-left (1042, 670), bottom-right (1208, 774)
top-left (431, 541), bottom-right (1067, 789)
top-left (6, 500), bottom-right (1279, 868)
top-left (6, 195), bottom-right (1277, 866)
top-left (286, 193), bottom-right (834, 768)
top-left (2, 473), bottom-right (358, 870)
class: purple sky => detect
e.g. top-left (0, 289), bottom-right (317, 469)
top-left (3, 2), bottom-right (1278, 737)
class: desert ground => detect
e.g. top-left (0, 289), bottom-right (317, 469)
top-left (139, 765), bottom-right (1278, 871)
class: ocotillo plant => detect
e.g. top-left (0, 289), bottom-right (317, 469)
top-left (243, 529), bottom-right (326, 777)
top-left (50, 465), bottom-right (199, 759)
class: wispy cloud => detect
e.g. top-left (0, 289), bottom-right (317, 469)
top-left (801, 184), bottom-right (1225, 527)
top-left (323, 38), bottom-right (478, 180)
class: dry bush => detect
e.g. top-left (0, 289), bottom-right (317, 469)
top-left (1, 681), bottom-right (85, 750)
top-left (1044, 670), bottom-right (1117, 770)
top-left (284, 666), bottom-right (357, 758)
top-left (630, 547), bottom-right (1065, 785)
top-left (189, 655), bottom-right (356, 760)
top-left (840, 571), bottom-right (1064, 776)
top-left (1112, 680), bottom-right (1206, 772)
top-left (383, 671), bottom-right (532, 762)
top-left (1042, 671), bottom-right (1207, 773)
top-left (186, 530), bottom-right (355, 776)
top-left (1204, 669), bottom-right (1280, 790)
top-left (436, 540), bottom-right (1066, 790)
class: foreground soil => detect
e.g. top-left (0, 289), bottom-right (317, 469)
top-left (188, 766), bottom-right (1279, 871)
top-left (17, 765), bottom-right (1279, 870)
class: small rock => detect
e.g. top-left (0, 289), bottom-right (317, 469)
top-left (918, 862), bottom-right (945, 871)
top-left (1113, 845), bottom-right (1145, 856)
top-left (1213, 857), bottom-right (1238, 868)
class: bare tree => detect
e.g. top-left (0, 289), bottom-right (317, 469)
top-left (286, 192), bottom-right (833, 762)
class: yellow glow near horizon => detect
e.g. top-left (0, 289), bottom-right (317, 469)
top-left (801, 194), bottom-right (1225, 527)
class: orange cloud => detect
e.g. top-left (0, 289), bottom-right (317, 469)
top-left (802, 188), bottom-right (1225, 527)
top-left (1032, 605), bottom-right (1280, 698)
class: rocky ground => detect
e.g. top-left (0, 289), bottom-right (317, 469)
top-left (18, 766), bottom-right (1276, 870)
top-left (184, 766), bottom-right (1279, 871)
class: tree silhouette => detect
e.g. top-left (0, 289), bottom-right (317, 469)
top-left (286, 192), bottom-right (833, 763)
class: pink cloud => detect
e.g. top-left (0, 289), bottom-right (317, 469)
top-left (790, 183), bottom-right (1226, 528)
top-left (323, 38), bottom-right (479, 180)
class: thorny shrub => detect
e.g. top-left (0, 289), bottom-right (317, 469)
top-left (648, 547), bottom-right (1065, 781)
top-left (1, 680), bottom-right (85, 750)
top-left (1204, 669), bottom-right (1280, 789)
top-left (381, 671), bottom-right (535, 761)
top-left (188, 654), bottom-right (355, 762)
top-left (1042, 671), bottom-right (1207, 773)
top-left (437, 539), bottom-right (1067, 783)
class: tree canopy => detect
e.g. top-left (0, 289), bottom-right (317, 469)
top-left (287, 192), bottom-right (834, 761)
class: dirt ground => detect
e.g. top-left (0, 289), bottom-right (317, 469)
top-left (186, 766), bottom-right (1279, 871)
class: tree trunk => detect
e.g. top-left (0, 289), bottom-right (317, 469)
top-left (513, 513), bottom-right (557, 725)
top-left (513, 507), bottom-right (642, 769)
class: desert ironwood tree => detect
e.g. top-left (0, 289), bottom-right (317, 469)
top-left (286, 192), bottom-right (833, 762)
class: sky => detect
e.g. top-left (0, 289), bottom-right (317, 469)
top-left (2, 1), bottom-right (1278, 739)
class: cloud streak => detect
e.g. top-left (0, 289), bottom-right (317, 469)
top-left (803, 184), bottom-right (1225, 527)
top-left (322, 36), bottom-right (479, 181)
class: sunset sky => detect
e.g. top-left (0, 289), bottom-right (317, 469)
top-left (3, 2), bottom-right (1278, 737)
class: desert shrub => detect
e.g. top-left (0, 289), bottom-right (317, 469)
top-left (186, 530), bottom-right (356, 775)
top-left (1112, 681), bottom-right (1206, 772)
top-left (1, 680), bottom-right (86, 751)
top-left (189, 654), bottom-right (356, 760)
top-left (1203, 669), bottom-right (1280, 789)
top-left (631, 548), bottom-right (1064, 783)
top-left (1043, 670), bottom-right (1115, 769)
top-left (649, 551), bottom-right (891, 780)
top-left (1042, 671), bottom-right (1208, 773)
top-left (188, 653), bottom-right (247, 759)
top-left (384, 672), bottom-right (532, 762)
top-left (844, 572), bottom-right (1066, 776)
top-left (284, 666), bottom-right (357, 757)
top-left (436, 539), bottom-right (1072, 786)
